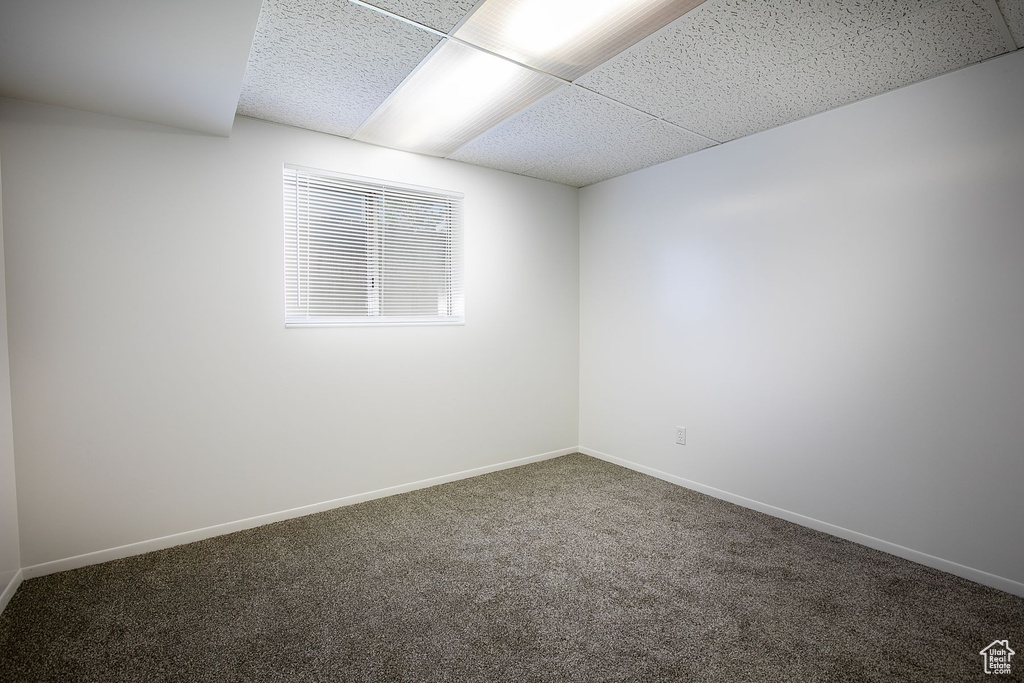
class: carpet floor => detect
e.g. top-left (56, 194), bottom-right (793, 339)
top-left (1, 453), bottom-right (1021, 682)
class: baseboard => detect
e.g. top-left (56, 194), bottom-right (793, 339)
top-left (579, 446), bottom-right (1024, 598)
top-left (0, 568), bottom-right (23, 615)
top-left (22, 446), bottom-right (577, 580)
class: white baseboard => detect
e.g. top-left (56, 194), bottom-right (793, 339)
top-left (579, 446), bottom-right (1024, 598)
top-left (21, 446), bottom-right (577, 580)
top-left (0, 568), bottom-right (23, 615)
top-left (22, 445), bottom-right (1020, 599)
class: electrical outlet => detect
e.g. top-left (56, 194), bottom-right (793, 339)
top-left (675, 426), bottom-right (686, 445)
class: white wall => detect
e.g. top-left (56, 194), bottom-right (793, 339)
top-left (0, 100), bottom-right (579, 568)
top-left (0, 150), bottom-right (22, 602)
top-left (2, 50), bottom-right (1019, 595)
top-left (580, 50), bottom-right (1024, 591)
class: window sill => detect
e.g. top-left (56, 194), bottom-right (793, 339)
top-left (285, 318), bottom-right (465, 328)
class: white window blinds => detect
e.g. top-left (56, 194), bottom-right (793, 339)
top-left (283, 165), bottom-right (464, 326)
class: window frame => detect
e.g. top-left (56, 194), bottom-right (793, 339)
top-left (282, 164), bottom-right (465, 328)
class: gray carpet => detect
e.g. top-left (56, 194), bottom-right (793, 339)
top-left (1, 454), bottom-right (1021, 682)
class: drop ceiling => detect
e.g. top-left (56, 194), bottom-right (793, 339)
top-left (239, 0), bottom-right (1021, 186)
top-left (1, 0), bottom-right (1021, 186)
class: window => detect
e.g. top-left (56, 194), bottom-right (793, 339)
top-left (283, 165), bottom-right (464, 326)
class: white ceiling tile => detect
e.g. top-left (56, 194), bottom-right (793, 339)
top-left (775, 0), bottom-right (1013, 125)
top-left (616, 0), bottom-right (1010, 142)
top-left (576, 0), bottom-right (944, 119)
top-left (997, 0), bottom-right (1024, 47)
top-left (658, 68), bottom-right (817, 142)
top-left (448, 86), bottom-right (655, 174)
top-left (237, 0), bottom-right (440, 138)
top-left (369, 0), bottom-right (481, 32)
top-left (523, 119), bottom-right (715, 187)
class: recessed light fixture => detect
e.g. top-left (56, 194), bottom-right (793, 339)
top-left (352, 0), bottom-right (708, 156)
top-left (354, 40), bottom-right (561, 158)
top-left (455, 0), bottom-right (706, 81)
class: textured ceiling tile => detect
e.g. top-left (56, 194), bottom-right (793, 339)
top-left (659, 0), bottom-right (1010, 142)
top-left (237, 0), bottom-right (440, 138)
top-left (448, 86), bottom-right (654, 174)
top-left (780, 0), bottom-right (1012, 124)
top-left (369, 0), bottom-right (480, 32)
top-left (523, 120), bottom-right (715, 187)
top-left (576, 0), bottom-right (943, 118)
top-left (662, 83), bottom-right (809, 142)
top-left (997, 0), bottom-right (1024, 47)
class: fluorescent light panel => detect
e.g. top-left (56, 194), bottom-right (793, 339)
top-left (455, 0), bottom-right (708, 81)
top-left (353, 0), bottom-right (708, 156)
top-left (354, 40), bottom-right (560, 157)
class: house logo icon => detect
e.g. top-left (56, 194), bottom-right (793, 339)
top-left (980, 640), bottom-right (1015, 675)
